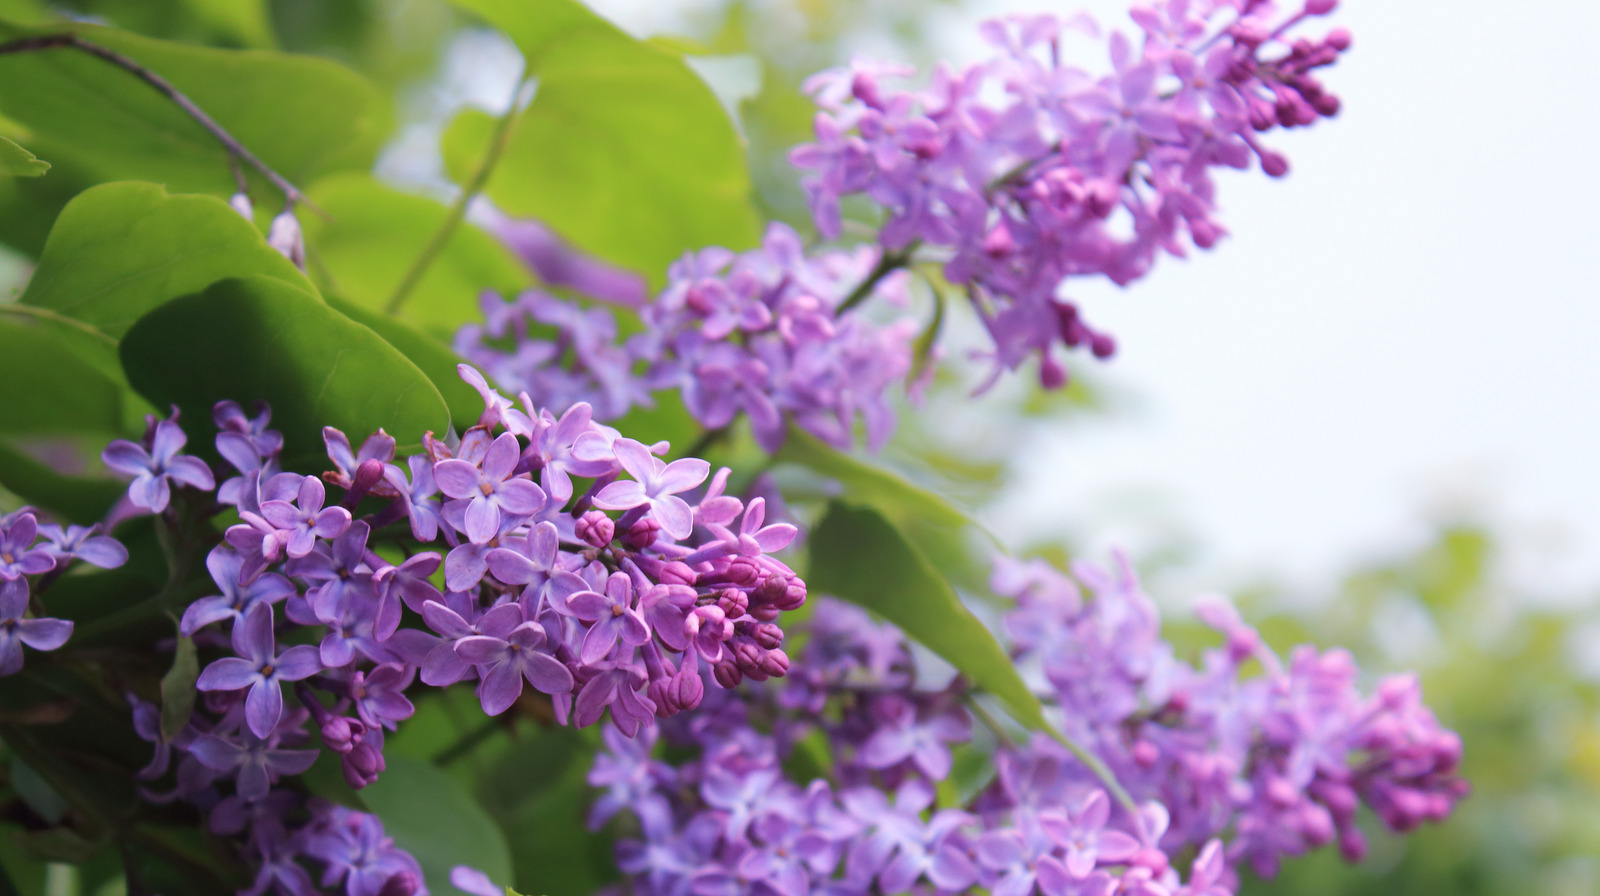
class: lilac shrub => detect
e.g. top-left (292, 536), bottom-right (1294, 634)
top-left (590, 556), bottom-right (1465, 896)
top-left (96, 365), bottom-right (808, 894)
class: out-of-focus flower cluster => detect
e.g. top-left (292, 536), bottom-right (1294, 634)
top-left (457, 222), bottom-right (919, 452)
top-left (588, 552), bottom-right (1464, 896)
top-left (790, 0), bottom-right (1352, 389)
top-left (98, 364), bottom-right (807, 895)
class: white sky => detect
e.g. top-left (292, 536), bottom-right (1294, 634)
top-left (584, 0), bottom-right (1600, 602)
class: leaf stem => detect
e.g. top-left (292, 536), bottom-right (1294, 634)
top-left (385, 87), bottom-right (526, 316)
top-left (836, 243), bottom-right (917, 314)
top-left (0, 33), bottom-right (322, 216)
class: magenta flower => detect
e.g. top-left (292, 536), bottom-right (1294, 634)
top-left (455, 611), bottom-right (574, 715)
top-left (591, 439), bottom-right (709, 540)
top-left (195, 602), bottom-right (322, 738)
top-left (101, 417), bottom-right (216, 513)
top-left (433, 431), bottom-right (547, 544)
top-left (0, 578), bottom-right (72, 676)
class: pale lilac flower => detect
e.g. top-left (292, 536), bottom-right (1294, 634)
top-left (36, 522), bottom-right (127, 569)
top-left (434, 431), bottom-right (547, 543)
top-left (592, 439), bottom-right (709, 540)
top-left (0, 512), bottom-right (56, 580)
top-left (0, 578), bottom-right (72, 676)
top-left (195, 602), bottom-right (322, 738)
top-left (101, 417), bottom-right (215, 513)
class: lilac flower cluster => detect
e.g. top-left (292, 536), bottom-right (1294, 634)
top-left (131, 693), bottom-right (423, 896)
top-left (791, 1), bottom-right (1352, 389)
top-left (457, 222), bottom-right (920, 451)
top-left (97, 364), bottom-right (807, 893)
top-left (590, 554), bottom-right (1464, 896)
top-left (0, 507), bottom-right (126, 676)
top-left (996, 553), bottom-right (1467, 876)
top-left (590, 600), bottom-right (1225, 896)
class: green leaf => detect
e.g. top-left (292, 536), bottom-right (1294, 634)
top-left (118, 276), bottom-right (451, 464)
top-left (807, 500), bottom-right (1048, 730)
top-left (0, 135), bottom-right (46, 177)
top-left (21, 181), bottom-right (315, 338)
top-left (326, 295), bottom-right (483, 428)
top-left (159, 631), bottom-right (198, 742)
top-left (0, 439), bottom-right (124, 523)
top-left (0, 21), bottom-right (391, 196)
top-left (807, 501), bottom-right (1139, 812)
top-left (0, 316), bottom-right (127, 435)
top-left (301, 174), bottom-right (527, 329)
top-left (776, 427), bottom-right (976, 533)
top-left (361, 753), bottom-right (513, 896)
top-left (443, 0), bottom-right (761, 282)
top-left (178, 0), bottom-right (276, 48)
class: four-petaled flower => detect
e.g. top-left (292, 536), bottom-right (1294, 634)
top-left (592, 439), bottom-right (710, 539)
top-left (0, 578), bottom-right (72, 676)
top-left (101, 417), bottom-right (215, 513)
top-left (455, 609), bottom-right (575, 715)
top-left (433, 431), bottom-right (547, 544)
top-left (0, 512), bottom-right (56, 581)
top-left (196, 602), bottom-right (323, 738)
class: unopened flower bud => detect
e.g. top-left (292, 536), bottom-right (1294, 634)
top-left (716, 588), bottom-right (748, 617)
top-left (268, 210), bottom-right (306, 270)
top-left (752, 622), bottom-right (784, 650)
top-left (658, 561), bottom-right (698, 586)
top-left (575, 511), bottom-right (615, 548)
top-left (228, 192), bottom-right (254, 221)
top-left (376, 872), bottom-right (422, 896)
top-left (713, 661), bottom-right (743, 689)
top-left (758, 647), bottom-right (789, 678)
top-left (342, 741), bottom-right (386, 789)
top-left (622, 517), bottom-right (660, 551)
top-left (321, 716), bottom-right (362, 753)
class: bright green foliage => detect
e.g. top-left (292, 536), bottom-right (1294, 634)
top-left (118, 276), bottom-right (451, 463)
top-left (301, 174), bottom-right (529, 330)
top-left (327, 295), bottom-right (486, 429)
top-left (443, 0), bottom-right (762, 283)
top-left (807, 501), bottom-right (1040, 729)
top-left (0, 316), bottom-right (127, 435)
top-left (0, 21), bottom-right (390, 198)
top-left (0, 135), bottom-right (47, 176)
top-left (362, 754), bottom-right (515, 896)
top-left (176, 0), bottom-right (275, 48)
top-left (22, 182), bottom-right (313, 337)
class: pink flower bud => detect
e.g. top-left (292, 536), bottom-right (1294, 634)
top-left (575, 511), bottom-right (615, 548)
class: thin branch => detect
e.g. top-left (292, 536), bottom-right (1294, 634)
top-left (0, 33), bottom-right (323, 217)
top-left (836, 243), bottom-right (916, 314)
top-left (385, 86), bottom-right (526, 316)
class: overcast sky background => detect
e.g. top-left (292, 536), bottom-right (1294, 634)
top-left (571, 0), bottom-right (1600, 604)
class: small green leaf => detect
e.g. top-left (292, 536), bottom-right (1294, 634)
top-left (444, 0), bottom-right (761, 283)
top-left (361, 753), bottom-right (513, 896)
top-left (326, 295), bottom-right (483, 428)
top-left (119, 276), bottom-right (451, 465)
top-left (0, 21), bottom-right (391, 197)
top-left (21, 181), bottom-right (314, 338)
top-left (808, 500), bottom-right (1047, 730)
top-left (8, 758), bottom-right (67, 824)
top-left (0, 135), bottom-right (47, 177)
top-left (302, 174), bottom-right (527, 329)
top-left (159, 630), bottom-right (198, 742)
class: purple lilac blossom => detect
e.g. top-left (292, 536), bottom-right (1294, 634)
top-left (791, 2), bottom-right (1352, 390)
top-left (101, 412), bottom-right (216, 513)
top-left (118, 362), bottom-right (809, 894)
top-left (590, 555), bottom-right (1464, 896)
top-left (456, 222), bottom-right (918, 451)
